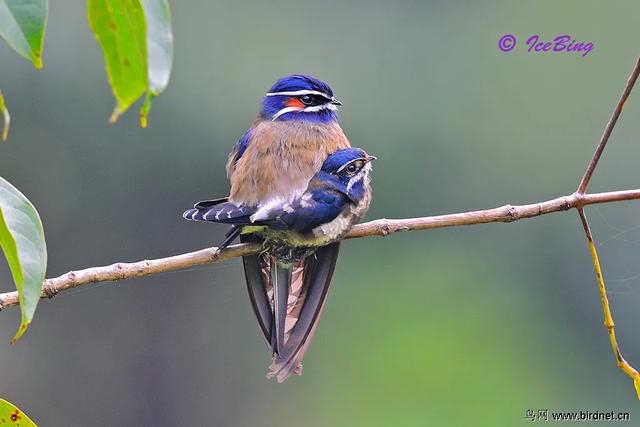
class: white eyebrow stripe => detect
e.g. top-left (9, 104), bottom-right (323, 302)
top-left (265, 90), bottom-right (330, 98)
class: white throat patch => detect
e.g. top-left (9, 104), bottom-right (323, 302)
top-left (347, 162), bottom-right (372, 195)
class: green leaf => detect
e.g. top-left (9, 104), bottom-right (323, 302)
top-left (88, 0), bottom-right (173, 126)
top-left (0, 400), bottom-right (38, 427)
top-left (0, 177), bottom-right (47, 343)
top-left (139, 0), bottom-right (173, 127)
top-left (0, 399), bottom-right (37, 426)
top-left (0, 91), bottom-right (9, 141)
top-left (0, 0), bottom-right (47, 68)
top-left (87, 0), bottom-right (148, 123)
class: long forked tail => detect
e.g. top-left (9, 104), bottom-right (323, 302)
top-left (240, 235), bottom-right (296, 357)
top-left (269, 243), bottom-right (341, 382)
top-left (240, 237), bottom-right (341, 382)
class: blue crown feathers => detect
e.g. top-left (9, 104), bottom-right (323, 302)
top-left (267, 75), bottom-right (334, 97)
top-left (320, 148), bottom-right (368, 173)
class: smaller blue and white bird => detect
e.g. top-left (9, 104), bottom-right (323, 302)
top-left (184, 147), bottom-right (375, 381)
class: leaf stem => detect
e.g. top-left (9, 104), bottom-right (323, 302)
top-left (0, 91), bottom-right (10, 141)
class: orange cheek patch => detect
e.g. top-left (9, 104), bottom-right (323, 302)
top-left (286, 98), bottom-right (304, 108)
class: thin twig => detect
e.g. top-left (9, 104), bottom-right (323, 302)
top-left (347, 189), bottom-right (640, 238)
top-left (574, 58), bottom-right (640, 400)
top-left (577, 58), bottom-right (640, 194)
top-left (577, 208), bottom-right (640, 399)
top-left (0, 188), bottom-right (639, 310)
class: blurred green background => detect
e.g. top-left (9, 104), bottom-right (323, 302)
top-left (1, 0), bottom-right (640, 425)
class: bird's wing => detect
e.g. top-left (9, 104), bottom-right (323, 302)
top-left (183, 184), bottom-right (347, 228)
top-left (225, 127), bottom-right (253, 178)
top-left (193, 197), bottom-right (228, 209)
top-left (260, 187), bottom-right (349, 233)
top-left (183, 199), bottom-right (256, 248)
top-left (182, 200), bottom-right (256, 224)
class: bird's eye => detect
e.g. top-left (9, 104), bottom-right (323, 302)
top-left (345, 163), bottom-right (358, 176)
top-left (300, 95), bottom-right (314, 105)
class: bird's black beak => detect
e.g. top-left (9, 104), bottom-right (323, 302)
top-left (366, 155), bottom-right (377, 162)
top-left (330, 97), bottom-right (342, 106)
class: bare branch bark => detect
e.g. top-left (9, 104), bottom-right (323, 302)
top-left (0, 188), bottom-right (639, 311)
top-left (347, 189), bottom-right (640, 238)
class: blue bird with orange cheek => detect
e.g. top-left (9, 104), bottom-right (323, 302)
top-left (225, 75), bottom-right (350, 208)
top-left (184, 75), bottom-right (369, 381)
top-left (184, 148), bottom-right (375, 381)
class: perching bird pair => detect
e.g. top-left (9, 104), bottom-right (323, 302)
top-left (183, 75), bottom-right (375, 382)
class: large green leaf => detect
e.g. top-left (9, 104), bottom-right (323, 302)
top-left (87, 0), bottom-right (148, 123)
top-left (0, 91), bottom-right (8, 141)
top-left (0, 0), bottom-right (47, 68)
top-left (87, 0), bottom-right (173, 126)
top-left (0, 399), bottom-right (36, 426)
top-left (0, 177), bottom-right (46, 343)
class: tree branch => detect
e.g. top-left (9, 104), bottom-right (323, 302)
top-left (573, 58), bottom-right (640, 400)
top-left (577, 57), bottom-right (640, 194)
top-left (0, 188), bottom-right (639, 311)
